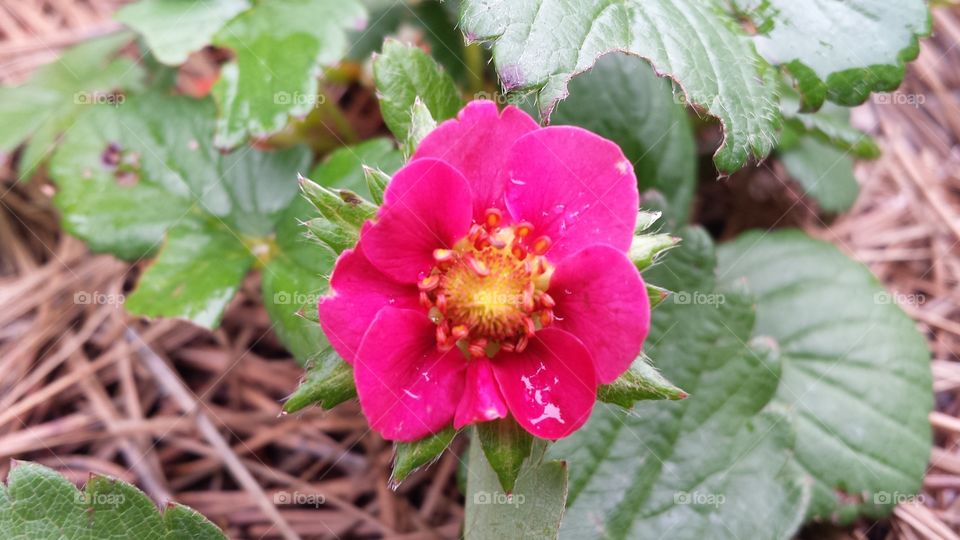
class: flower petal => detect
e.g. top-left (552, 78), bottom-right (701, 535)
top-left (454, 357), bottom-right (508, 429)
top-left (362, 158), bottom-right (473, 283)
top-left (413, 101), bottom-right (538, 222)
top-left (318, 239), bottom-right (419, 364)
top-left (548, 245), bottom-right (650, 384)
top-left (491, 328), bottom-right (597, 440)
top-left (354, 308), bottom-right (466, 442)
top-left (504, 126), bottom-right (638, 261)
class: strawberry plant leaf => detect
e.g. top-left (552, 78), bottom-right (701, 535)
top-left (125, 221), bottom-right (255, 329)
top-left (0, 461), bottom-right (224, 539)
top-left (779, 127), bottom-right (859, 213)
top-left (211, 0), bottom-right (366, 148)
top-left (781, 96), bottom-right (880, 159)
top-left (461, 0), bottom-right (780, 173)
top-left (547, 53), bottom-right (697, 223)
top-left (373, 40), bottom-right (462, 145)
top-left (551, 291), bottom-right (808, 539)
top-left (115, 0), bottom-right (251, 65)
top-left (744, 0), bottom-right (929, 110)
top-left (718, 230), bottom-right (933, 522)
top-left (0, 33), bottom-right (143, 180)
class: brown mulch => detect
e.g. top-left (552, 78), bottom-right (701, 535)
top-left (3, 2), bottom-right (960, 540)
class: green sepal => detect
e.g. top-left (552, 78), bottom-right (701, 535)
top-left (476, 417), bottom-right (533, 494)
top-left (634, 210), bottom-right (663, 233)
top-left (629, 233), bottom-right (679, 271)
top-left (390, 427), bottom-right (458, 487)
top-left (597, 355), bottom-right (687, 408)
top-left (404, 98), bottom-right (437, 157)
top-left (283, 348), bottom-right (357, 413)
top-left (647, 283), bottom-right (669, 310)
top-left (363, 165), bottom-right (391, 206)
top-left (302, 216), bottom-right (356, 255)
top-left (299, 174), bottom-right (378, 229)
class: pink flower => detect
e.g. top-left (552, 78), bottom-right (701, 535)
top-left (318, 101), bottom-right (650, 442)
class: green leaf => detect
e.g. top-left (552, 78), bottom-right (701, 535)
top-left (373, 39), bottom-right (462, 145)
top-left (781, 96), bottom-right (880, 159)
top-left (717, 230), bottom-right (933, 522)
top-left (779, 130), bottom-right (860, 212)
top-left (309, 137), bottom-right (403, 199)
top-left (747, 0), bottom-right (929, 110)
top-left (547, 53), bottom-right (697, 222)
top-left (125, 221), bottom-right (254, 329)
top-left (461, 0), bottom-right (781, 173)
top-left (211, 0), bottom-right (366, 148)
top-left (116, 0), bottom-right (250, 65)
top-left (465, 437), bottom-right (567, 540)
top-left (0, 33), bottom-right (143, 179)
top-left (597, 355), bottom-right (687, 407)
top-left (50, 94), bottom-right (311, 260)
top-left (477, 418), bottom-right (534, 494)
top-left (283, 348), bottom-right (357, 412)
top-left (0, 461), bottom-right (224, 539)
top-left (391, 427), bottom-right (458, 486)
top-left (551, 293), bottom-right (808, 539)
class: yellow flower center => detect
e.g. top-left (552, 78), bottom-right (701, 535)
top-left (418, 209), bottom-right (556, 356)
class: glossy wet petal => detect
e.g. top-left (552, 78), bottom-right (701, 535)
top-left (504, 126), bottom-right (638, 262)
top-left (362, 158), bottom-right (473, 283)
top-left (491, 328), bottom-right (597, 440)
top-left (318, 238), bottom-right (419, 364)
top-left (548, 245), bottom-right (650, 384)
top-left (354, 308), bottom-right (466, 442)
top-left (454, 357), bottom-right (508, 429)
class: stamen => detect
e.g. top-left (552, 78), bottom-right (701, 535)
top-left (515, 334), bottom-right (529, 353)
top-left (418, 274), bottom-right (440, 291)
top-left (521, 284), bottom-right (535, 313)
top-left (539, 309), bottom-right (554, 327)
top-left (530, 235), bottom-right (551, 256)
top-left (436, 292), bottom-right (448, 313)
top-left (540, 292), bottom-right (556, 308)
top-left (433, 249), bottom-right (455, 263)
top-left (465, 254), bottom-right (491, 277)
top-left (515, 222), bottom-right (534, 238)
top-left (419, 291), bottom-right (432, 309)
top-left (484, 208), bottom-right (503, 229)
top-left (522, 315), bottom-right (536, 336)
top-left (451, 324), bottom-right (470, 341)
top-left (468, 338), bottom-right (488, 358)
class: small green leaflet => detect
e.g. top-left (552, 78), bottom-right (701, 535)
top-left (0, 461), bottom-right (225, 539)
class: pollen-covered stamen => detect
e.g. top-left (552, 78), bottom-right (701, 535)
top-left (419, 210), bottom-right (557, 354)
